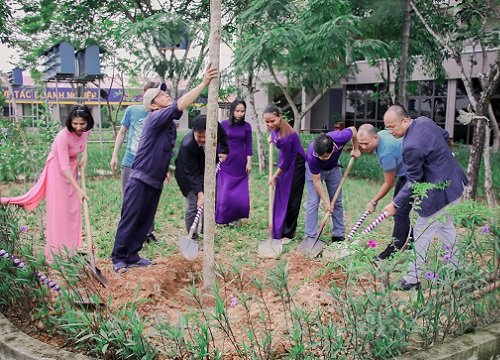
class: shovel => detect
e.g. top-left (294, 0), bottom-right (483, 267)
top-left (297, 156), bottom-right (356, 258)
top-left (80, 168), bottom-right (110, 288)
top-left (323, 211), bottom-right (388, 261)
top-left (178, 205), bottom-right (204, 260)
top-left (258, 142), bottom-right (283, 258)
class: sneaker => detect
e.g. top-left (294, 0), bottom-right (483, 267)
top-left (331, 235), bottom-right (345, 243)
top-left (128, 258), bottom-right (156, 268)
top-left (145, 233), bottom-right (159, 244)
top-left (394, 279), bottom-right (420, 291)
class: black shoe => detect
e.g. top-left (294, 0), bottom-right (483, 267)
top-left (394, 279), bottom-right (420, 291)
top-left (145, 233), bottom-right (159, 244)
top-left (376, 245), bottom-right (396, 260)
top-left (331, 235), bottom-right (345, 243)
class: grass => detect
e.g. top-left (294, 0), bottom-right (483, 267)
top-left (0, 127), bottom-right (499, 359)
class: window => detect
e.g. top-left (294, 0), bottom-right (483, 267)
top-left (344, 84), bottom-right (386, 130)
top-left (407, 80), bottom-right (447, 127)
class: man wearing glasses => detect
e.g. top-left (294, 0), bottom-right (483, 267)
top-left (382, 104), bottom-right (468, 290)
top-left (304, 125), bottom-right (361, 244)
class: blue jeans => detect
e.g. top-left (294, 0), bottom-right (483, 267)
top-left (305, 163), bottom-right (345, 238)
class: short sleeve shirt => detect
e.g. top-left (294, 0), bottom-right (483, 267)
top-left (121, 105), bottom-right (148, 168)
top-left (306, 128), bottom-right (353, 175)
top-left (375, 130), bottom-right (406, 177)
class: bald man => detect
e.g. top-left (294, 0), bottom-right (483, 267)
top-left (382, 104), bottom-right (468, 291)
top-left (357, 124), bottom-right (412, 259)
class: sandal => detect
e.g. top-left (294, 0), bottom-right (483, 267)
top-left (112, 262), bottom-right (128, 274)
top-left (128, 258), bottom-right (156, 268)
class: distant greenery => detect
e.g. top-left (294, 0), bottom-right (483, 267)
top-left (1, 123), bottom-right (499, 197)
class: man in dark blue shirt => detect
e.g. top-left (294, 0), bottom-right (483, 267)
top-left (111, 66), bottom-right (218, 274)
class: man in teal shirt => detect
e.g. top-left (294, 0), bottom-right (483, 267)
top-left (110, 82), bottom-right (160, 243)
top-left (358, 124), bottom-right (412, 259)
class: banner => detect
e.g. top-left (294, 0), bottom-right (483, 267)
top-left (2, 86), bottom-right (143, 105)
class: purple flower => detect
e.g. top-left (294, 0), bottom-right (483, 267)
top-left (367, 239), bottom-right (377, 248)
top-left (230, 297), bottom-right (238, 307)
top-left (425, 271), bottom-right (439, 279)
top-left (443, 254), bottom-right (452, 263)
top-left (444, 244), bottom-right (452, 252)
top-left (482, 225), bottom-right (489, 234)
top-left (19, 226), bottom-right (27, 233)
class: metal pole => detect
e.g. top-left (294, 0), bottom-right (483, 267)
top-left (97, 78), bottom-right (103, 153)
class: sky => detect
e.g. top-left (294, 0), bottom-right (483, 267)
top-left (0, 44), bottom-right (20, 73)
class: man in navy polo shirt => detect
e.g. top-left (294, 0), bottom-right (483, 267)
top-left (111, 66), bottom-right (218, 274)
top-left (304, 126), bottom-right (360, 244)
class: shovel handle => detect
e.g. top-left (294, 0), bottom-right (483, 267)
top-left (361, 211), bottom-right (388, 234)
top-left (319, 156), bottom-right (356, 225)
top-left (269, 142), bottom-right (274, 224)
top-left (79, 167), bottom-right (96, 270)
top-left (188, 206), bottom-right (204, 238)
top-left (0, 247), bottom-right (61, 292)
top-left (347, 210), bottom-right (370, 240)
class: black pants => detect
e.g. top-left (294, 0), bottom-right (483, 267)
top-left (282, 154), bottom-right (306, 239)
top-left (392, 176), bottom-right (413, 248)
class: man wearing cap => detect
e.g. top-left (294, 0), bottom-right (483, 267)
top-left (110, 81), bottom-right (161, 244)
top-left (382, 104), bottom-right (468, 290)
top-left (357, 123), bottom-right (412, 259)
top-left (111, 66), bottom-right (218, 274)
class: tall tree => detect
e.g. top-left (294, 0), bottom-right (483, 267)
top-left (203, 0), bottom-right (221, 290)
top-left (234, 0), bottom-right (387, 131)
top-left (410, 0), bottom-right (500, 200)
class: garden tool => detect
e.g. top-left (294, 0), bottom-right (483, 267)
top-left (346, 210), bottom-right (371, 240)
top-left (178, 205), bottom-right (204, 260)
top-left (0, 246), bottom-right (103, 307)
top-left (177, 161), bottom-right (221, 261)
top-left (297, 156), bottom-right (356, 258)
top-left (0, 246), bottom-right (62, 293)
top-left (80, 167), bottom-right (110, 288)
top-left (323, 211), bottom-right (388, 261)
top-left (258, 142), bottom-right (283, 259)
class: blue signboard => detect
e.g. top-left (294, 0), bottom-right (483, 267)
top-left (2, 86), bottom-right (142, 105)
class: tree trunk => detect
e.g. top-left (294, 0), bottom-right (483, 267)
top-left (464, 116), bottom-right (486, 200)
top-left (245, 75), bottom-right (267, 173)
top-left (203, 0), bottom-right (221, 290)
top-left (483, 121), bottom-right (497, 206)
top-left (488, 104), bottom-right (499, 152)
top-left (398, 0), bottom-right (411, 105)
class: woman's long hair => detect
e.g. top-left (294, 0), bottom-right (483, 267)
top-left (263, 105), bottom-right (294, 138)
top-left (228, 98), bottom-right (247, 126)
top-left (65, 104), bottom-right (95, 132)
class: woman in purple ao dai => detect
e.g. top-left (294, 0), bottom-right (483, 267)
top-left (264, 105), bottom-right (306, 240)
top-left (215, 99), bottom-right (253, 225)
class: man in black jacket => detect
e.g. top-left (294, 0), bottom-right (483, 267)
top-left (175, 115), bottom-right (229, 240)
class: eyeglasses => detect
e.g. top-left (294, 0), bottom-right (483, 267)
top-left (385, 117), bottom-right (407, 131)
top-left (313, 142), bottom-right (339, 160)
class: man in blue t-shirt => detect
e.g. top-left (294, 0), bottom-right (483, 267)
top-left (358, 124), bottom-right (412, 259)
top-left (304, 127), bottom-right (360, 243)
top-left (110, 66), bottom-right (219, 274)
top-left (110, 82), bottom-right (159, 243)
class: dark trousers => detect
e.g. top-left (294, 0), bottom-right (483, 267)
top-left (392, 176), bottom-right (413, 248)
top-left (282, 154), bottom-right (306, 239)
top-left (111, 178), bottom-right (161, 265)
